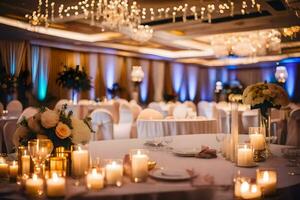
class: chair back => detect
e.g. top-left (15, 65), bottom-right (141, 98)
top-left (198, 101), bottom-right (209, 118)
top-left (131, 103), bottom-right (142, 121)
top-left (3, 121), bottom-right (17, 153)
top-left (138, 108), bottom-right (163, 120)
top-left (173, 104), bottom-right (188, 119)
top-left (119, 103), bottom-right (134, 123)
top-left (18, 107), bottom-right (39, 123)
top-left (184, 101), bottom-right (197, 112)
top-left (78, 99), bottom-right (91, 105)
top-left (90, 109), bottom-right (114, 140)
top-left (148, 102), bottom-right (164, 114)
top-left (7, 100), bottom-right (23, 117)
top-left (242, 109), bottom-right (259, 134)
top-left (287, 108), bottom-right (300, 146)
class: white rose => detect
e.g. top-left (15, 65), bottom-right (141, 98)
top-left (13, 126), bottom-right (29, 147)
top-left (71, 118), bottom-right (91, 144)
top-left (41, 109), bottom-right (59, 129)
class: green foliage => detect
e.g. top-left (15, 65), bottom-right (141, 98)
top-left (56, 65), bottom-right (92, 92)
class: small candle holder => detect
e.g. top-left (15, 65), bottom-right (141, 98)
top-left (25, 174), bottom-right (44, 197)
top-left (46, 172), bottom-right (66, 197)
top-left (249, 127), bottom-right (266, 162)
top-left (0, 156), bottom-right (9, 179)
top-left (71, 144), bottom-right (89, 186)
top-left (104, 159), bottom-right (123, 186)
top-left (130, 149), bottom-right (149, 183)
top-left (55, 146), bottom-right (71, 176)
top-left (237, 144), bottom-right (255, 167)
top-left (86, 168), bottom-right (105, 190)
top-left (234, 175), bottom-right (262, 200)
top-left (50, 156), bottom-right (67, 177)
top-left (9, 160), bottom-right (18, 182)
top-left (256, 168), bottom-right (277, 196)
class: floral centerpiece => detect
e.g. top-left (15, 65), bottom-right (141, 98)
top-left (13, 104), bottom-right (92, 150)
top-left (56, 65), bottom-right (92, 102)
top-left (242, 82), bottom-right (289, 157)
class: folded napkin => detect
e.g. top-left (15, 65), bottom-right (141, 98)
top-left (196, 146), bottom-right (217, 159)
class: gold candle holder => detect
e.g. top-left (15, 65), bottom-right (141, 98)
top-left (55, 147), bottom-right (71, 176)
top-left (50, 157), bottom-right (66, 177)
top-left (253, 149), bottom-right (266, 162)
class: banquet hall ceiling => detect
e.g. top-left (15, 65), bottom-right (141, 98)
top-left (0, 0), bottom-right (300, 66)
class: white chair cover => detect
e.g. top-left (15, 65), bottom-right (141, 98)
top-left (54, 99), bottom-right (71, 110)
top-left (173, 104), bottom-right (189, 119)
top-left (18, 107), bottom-right (39, 123)
top-left (217, 108), bottom-right (230, 133)
top-left (90, 109), bottom-right (114, 140)
top-left (242, 109), bottom-right (259, 134)
top-left (131, 103), bottom-right (142, 121)
top-left (119, 103), bottom-right (134, 123)
top-left (184, 101), bottom-right (197, 112)
top-left (138, 108), bottom-right (164, 120)
top-left (3, 121), bottom-right (17, 153)
top-left (286, 108), bottom-right (300, 146)
top-left (0, 102), bottom-right (3, 117)
top-left (198, 101), bottom-right (215, 119)
top-left (7, 100), bottom-right (23, 117)
top-left (148, 102), bottom-right (164, 114)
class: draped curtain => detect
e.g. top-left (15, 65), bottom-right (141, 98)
top-left (152, 61), bottom-right (165, 101)
top-left (0, 40), bottom-right (28, 76)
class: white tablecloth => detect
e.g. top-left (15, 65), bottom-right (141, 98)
top-left (136, 119), bottom-right (218, 138)
top-left (1, 134), bottom-right (299, 200)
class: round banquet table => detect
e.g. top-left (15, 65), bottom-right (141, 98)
top-left (1, 134), bottom-right (300, 200)
top-left (137, 119), bottom-right (218, 138)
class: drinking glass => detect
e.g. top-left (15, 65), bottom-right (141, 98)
top-left (215, 133), bottom-right (226, 153)
top-left (28, 139), bottom-right (53, 176)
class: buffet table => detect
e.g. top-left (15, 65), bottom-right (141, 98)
top-left (137, 119), bottom-right (218, 138)
top-left (1, 134), bottom-right (300, 200)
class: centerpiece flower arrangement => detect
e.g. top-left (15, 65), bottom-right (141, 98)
top-left (13, 104), bottom-right (92, 149)
top-left (242, 82), bottom-right (289, 153)
top-left (56, 65), bottom-right (92, 102)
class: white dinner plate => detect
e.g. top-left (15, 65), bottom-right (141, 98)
top-left (149, 168), bottom-right (196, 181)
top-left (172, 147), bottom-right (200, 157)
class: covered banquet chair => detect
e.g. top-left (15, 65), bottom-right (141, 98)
top-left (286, 108), bottom-right (300, 146)
top-left (90, 109), bottom-right (114, 141)
top-left (7, 100), bottom-right (23, 117)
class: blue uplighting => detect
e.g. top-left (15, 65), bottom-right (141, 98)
top-left (280, 57), bottom-right (300, 64)
top-left (171, 63), bottom-right (184, 94)
top-left (37, 49), bottom-right (48, 101)
top-left (187, 66), bottom-right (198, 100)
top-left (31, 46), bottom-right (39, 83)
top-left (285, 63), bottom-right (296, 97)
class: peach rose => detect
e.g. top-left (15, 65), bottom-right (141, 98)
top-left (55, 122), bottom-right (71, 139)
top-left (41, 109), bottom-right (59, 128)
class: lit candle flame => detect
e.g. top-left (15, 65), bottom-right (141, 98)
top-left (251, 184), bottom-right (258, 193)
top-left (52, 172), bottom-right (58, 181)
top-left (241, 181), bottom-right (250, 193)
top-left (262, 171), bottom-right (269, 182)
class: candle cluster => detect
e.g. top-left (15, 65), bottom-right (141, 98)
top-left (234, 169), bottom-right (277, 199)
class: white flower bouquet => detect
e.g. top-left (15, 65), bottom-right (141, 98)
top-left (13, 105), bottom-right (92, 149)
top-left (242, 82), bottom-right (289, 117)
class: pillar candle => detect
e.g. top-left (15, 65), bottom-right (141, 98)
top-left (131, 150), bottom-right (149, 182)
top-left (87, 168), bottom-right (104, 190)
top-left (240, 182), bottom-right (262, 200)
top-left (105, 161), bottom-right (123, 185)
top-left (9, 161), bottom-right (18, 179)
top-left (250, 133), bottom-right (265, 150)
top-left (46, 173), bottom-right (66, 197)
top-left (0, 157), bottom-right (8, 178)
top-left (71, 147), bottom-right (89, 177)
top-left (256, 170), bottom-right (277, 195)
top-left (237, 144), bottom-right (254, 167)
top-left (21, 152), bottom-right (31, 176)
top-left (26, 174), bottom-right (44, 196)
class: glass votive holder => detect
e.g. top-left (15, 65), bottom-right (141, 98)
top-left (256, 168), bottom-right (277, 195)
top-left (0, 156), bottom-right (9, 179)
top-left (104, 159), bottom-right (123, 186)
top-left (9, 160), bottom-right (18, 181)
top-left (46, 172), bottom-right (66, 197)
top-left (249, 129), bottom-right (266, 162)
top-left (50, 156), bottom-right (67, 177)
top-left (86, 168), bottom-right (105, 190)
top-left (234, 175), bottom-right (251, 198)
top-left (25, 174), bottom-right (44, 197)
top-left (237, 144), bottom-right (254, 167)
top-left (130, 149), bottom-right (149, 183)
top-left (18, 146), bottom-right (32, 176)
top-left (240, 182), bottom-right (262, 200)
top-left (71, 144), bottom-right (89, 179)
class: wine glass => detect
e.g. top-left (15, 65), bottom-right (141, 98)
top-left (215, 133), bottom-right (226, 153)
top-left (28, 139), bottom-right (53, 176)
top-left (163, 136), bottom-right (173, 152)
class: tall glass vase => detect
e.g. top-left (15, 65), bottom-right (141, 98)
top-left (230, 102), bottom-right (239, 162)
top-left (259, 108), bottom-right (271, 157)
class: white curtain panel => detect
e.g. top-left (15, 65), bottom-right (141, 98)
top-left (139, 60), bottom-right (150, 103)
top-left (152, 61), bottom-right (165, 102)
top-left (100, 54), bottom-right (124, 99)
top-left (88, 53), bottom-right (98, 99)
top-left (186, 65), bottom-right (199, 101)
top-left (170, 63), bottom-right (184, 94)
top-left (0, 40), bottom-right (27, 76)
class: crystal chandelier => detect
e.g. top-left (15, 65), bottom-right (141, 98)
top-left (210, 29), bottom-right (281, 57)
